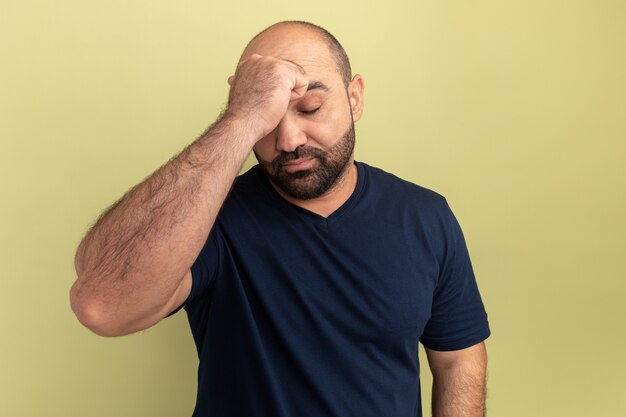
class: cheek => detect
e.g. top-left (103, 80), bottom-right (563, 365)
top-left (310, 107), bottom-right (350, 143)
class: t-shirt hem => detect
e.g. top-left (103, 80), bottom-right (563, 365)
top-left (420, 325), bottom-right (491, 352)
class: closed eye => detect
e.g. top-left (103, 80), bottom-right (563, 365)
top-left (300, 107), bottom-right (320, 115)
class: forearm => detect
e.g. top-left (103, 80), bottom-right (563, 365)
top-left (431, 360), bottom-right (487, 417)
top-left (71, 113), bottom-right (254, 333)
top-left (425, 342), bottom-right (488, 417)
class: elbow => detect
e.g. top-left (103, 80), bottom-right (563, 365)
top-left (69, 279), bottom-right (127, 337)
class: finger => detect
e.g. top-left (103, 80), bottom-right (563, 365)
top-left (275, 59), bottom-right (308, 100)
top-left (290, 69), bottom-right (309, 101)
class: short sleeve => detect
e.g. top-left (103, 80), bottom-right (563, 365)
top-left (188, 223), bottom-right (222, 307)
top-left (419, 202), bottom-right (490, 351)
top-left (164, 222), bottom-right (222, 318)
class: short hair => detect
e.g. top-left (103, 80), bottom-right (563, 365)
top-left (245, 21), bottom-right (352, 88)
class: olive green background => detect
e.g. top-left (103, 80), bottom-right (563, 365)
top-left (2, 0), bottom-right (624, 416)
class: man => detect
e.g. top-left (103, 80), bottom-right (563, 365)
top-left (70, 20), bottom-right (490, 417)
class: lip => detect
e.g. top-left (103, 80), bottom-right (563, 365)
top-left (282, 157), bottom-right (315, 172)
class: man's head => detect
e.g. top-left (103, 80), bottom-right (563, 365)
top-left (243, 21), bottom-right (353, 89)
top-left (239, 21), bottom-right (364, 201)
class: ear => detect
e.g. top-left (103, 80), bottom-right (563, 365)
top-left (347, 74), bottom-right (364, 122)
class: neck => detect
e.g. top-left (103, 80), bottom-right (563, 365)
top-left (271, 159), bottom-right (358, 218)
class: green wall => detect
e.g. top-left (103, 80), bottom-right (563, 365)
top-left (2, 1), bottom-right (625, 415)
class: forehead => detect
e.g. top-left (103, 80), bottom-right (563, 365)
top-left (241, 26), bottom-right (341, 84)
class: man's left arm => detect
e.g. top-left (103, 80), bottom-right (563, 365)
top-left (425, 341), bottom-right (488, 417)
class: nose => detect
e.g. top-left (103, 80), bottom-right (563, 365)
top-left (275, 114), bottom-right (307, 153)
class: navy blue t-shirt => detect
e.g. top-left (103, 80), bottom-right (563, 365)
top-left (179, 161), bottom-right (490, 417)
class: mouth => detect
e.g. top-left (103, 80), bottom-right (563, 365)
top-left (281, 157), bottom-right (316, 172)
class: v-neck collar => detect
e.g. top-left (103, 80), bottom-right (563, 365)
top-left (255, 161), bottom-right (366, 229)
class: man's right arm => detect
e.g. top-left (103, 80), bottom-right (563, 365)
top-left (70, 55), bottom-right (308, 337)
top-left (71, 115), bottom-right (256, 337)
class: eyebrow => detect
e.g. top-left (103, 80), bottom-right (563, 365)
top-left (307, 81), bottom-right (330, 92)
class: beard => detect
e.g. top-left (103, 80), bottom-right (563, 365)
top-left (254, 121), bottom-right (356, 200)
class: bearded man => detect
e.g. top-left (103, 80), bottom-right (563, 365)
top-left (70, 20), bottom-right (491, 417)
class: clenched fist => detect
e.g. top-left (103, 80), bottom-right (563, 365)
top-left (225, 54), bottom-right (309, 141)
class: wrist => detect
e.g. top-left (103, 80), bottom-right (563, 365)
top-left (219, 110), bottom-right (266, 147)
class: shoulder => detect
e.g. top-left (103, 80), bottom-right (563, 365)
top-left (357, 162), bottom-right (461, 264)
top-left (216, 164), bottom-right (284, 225)
top-left (231, 164), bottom-right (264, 193)
top-left (221, 164), bottom-right (269, 206)
top-left (359, 162), bottom-right (450, 215)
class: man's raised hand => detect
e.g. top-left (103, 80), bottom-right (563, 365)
top-left (225, 54), bottom-right (309, 141)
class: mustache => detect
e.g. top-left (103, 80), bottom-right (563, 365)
top-left (271, 146), bottom-right (326, 169)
